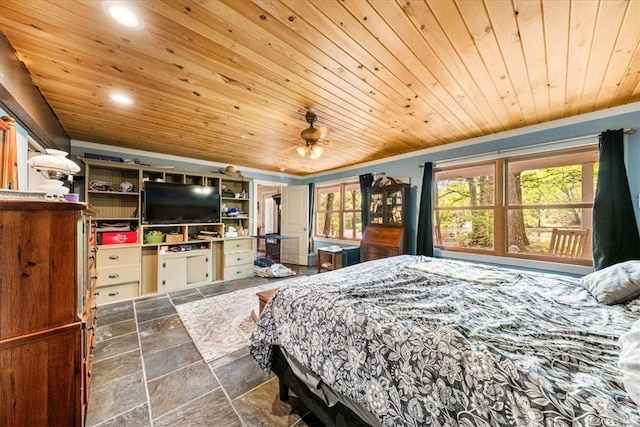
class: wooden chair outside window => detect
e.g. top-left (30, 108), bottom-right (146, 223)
top-left (548, 228), bottom-right (590, 258)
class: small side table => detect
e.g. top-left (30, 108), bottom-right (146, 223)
top-left (317, 246), bottom-right (343, 273)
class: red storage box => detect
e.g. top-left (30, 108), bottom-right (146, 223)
top-left (100, 231), bottom-right (138, 245)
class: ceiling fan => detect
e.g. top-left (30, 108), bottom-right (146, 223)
top-left (297, 110), bottom-right (328, 159)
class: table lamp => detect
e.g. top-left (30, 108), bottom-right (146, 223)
top-left (28, 149), bottom-right (80, 197)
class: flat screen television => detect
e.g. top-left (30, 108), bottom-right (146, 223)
top-left (143, 182), bottom-right (220, 224)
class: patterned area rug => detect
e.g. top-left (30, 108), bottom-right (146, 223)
top-left (175, 284), bottom-right (279, 362)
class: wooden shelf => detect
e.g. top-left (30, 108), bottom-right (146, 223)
top-left (82, 157), bottom-right (255, 295)
top-left (88, 190), bottom-right (140, 196)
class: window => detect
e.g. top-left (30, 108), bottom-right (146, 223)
top-left (315, 181), bottom-right (362, 240)
top-left (434, 146), bottom-right (598, 265)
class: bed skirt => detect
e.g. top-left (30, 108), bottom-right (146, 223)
top-left (271, 345), bottom-right (370, 427)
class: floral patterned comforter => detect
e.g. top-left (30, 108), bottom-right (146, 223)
top-left (249, 255), bottom-right (640, 426)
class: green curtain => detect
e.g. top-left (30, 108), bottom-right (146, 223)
top-left (416, 162), bottom-right (434, 256)
top-left (592, 129), bottom-right (640, 270)
top-left (308, 183), bottom-right (314, 252)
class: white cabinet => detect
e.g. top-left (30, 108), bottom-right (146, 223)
top-left (82, 158), bottom-right (256, 301)
top-left (96, 246), bottom-right (141, 304)
top-left (223, 237), bottom-right (255, 280)
top-left (158, 248), bottom-right (213, 293)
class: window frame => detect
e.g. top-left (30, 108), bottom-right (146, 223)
top-left (314, 181), bottom-right (362, 241)
top-left (434, 145), bottom-right (598, 266)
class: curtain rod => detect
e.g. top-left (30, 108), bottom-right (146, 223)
top-left (418, 128), bottom-right (636, 168)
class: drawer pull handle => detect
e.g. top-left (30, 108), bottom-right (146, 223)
top-left (109, 274), bottom-right (119, 279)
top-left (109, 255), bottom-right (119, 260)
top-left (92, 275), bottom-right (98, 280)
top-left (236, 244), bottom-right (241, 247)
top-left (237, 257), bottom-right (242, 261)
top-left (237, 270), bottom-right (242, 274)
top-left (108, 291), bottom-right (120, 296)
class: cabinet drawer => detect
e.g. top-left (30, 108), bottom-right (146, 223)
top-left (362, 245), bottom-right (399, 260)
top-left (84, 355), bottom-right (94, 406)
top-left (224, 238), bottom-right (253, 253)
top-left (97, 246), bottom-right (141, 266)
top-left (83, 316), bottom-right (97, 361)
top-left (224, 263), bottom-right (253, 280)
top-left (96, 282), bottom-right (140, 305)
top-left (98, 265), bottom-right (141, 287)
top-left (370, 247), bottom-right (399, 257)
top-left (89, 249), bottom-right (97, 274)
top-left (224, 250), bottom-right (253, 267)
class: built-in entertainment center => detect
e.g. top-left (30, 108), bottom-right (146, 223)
top-left (82, 157), bottom-right (254, 304)
top-left (143, 181), bottom-right (221, 224)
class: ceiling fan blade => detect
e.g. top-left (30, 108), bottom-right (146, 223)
top-left (316, 126), bottom-right (328, 139)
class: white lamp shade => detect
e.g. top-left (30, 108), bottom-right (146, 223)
top-left (28, 149), bottom-right (80, 175)
top-left (310, 145), bottom-right (324, 159)
top-left (296, 146), bottom-right (308, 157)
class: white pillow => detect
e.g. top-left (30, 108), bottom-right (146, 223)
top-left (581, 261), bottom-right (640, 304)
top-left (619, 318), bottom-right (640, 408)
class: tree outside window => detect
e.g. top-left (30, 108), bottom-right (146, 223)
top-left (315, 182), bottom-right (362, 240)
top-left (434, 146), bottom-right (598, 265)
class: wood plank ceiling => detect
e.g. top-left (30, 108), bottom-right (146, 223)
top-left (1, 0), bottom-right (639, 176)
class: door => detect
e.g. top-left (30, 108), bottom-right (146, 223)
top-left (281, 185), bottom-right (309, 265)
top-left (158, 257), bottom-right (187, 292)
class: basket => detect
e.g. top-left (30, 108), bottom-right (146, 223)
top-left (165, 233), bottom-right (184, 243)
top-left (144, 233), bottom-right (165, 243)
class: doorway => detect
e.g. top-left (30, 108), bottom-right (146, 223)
top-left (253, 181), bottom-right (283, 255)
top-left (253, 181), bottom-right (311, 265)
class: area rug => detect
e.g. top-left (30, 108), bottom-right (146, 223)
top-left (175, 284), bottom-right (278, 362)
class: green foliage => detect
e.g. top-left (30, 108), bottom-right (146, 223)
top-left (316, 186), bottom-right (362, 238)
top-left (436, 162), bottom-right (598, 251)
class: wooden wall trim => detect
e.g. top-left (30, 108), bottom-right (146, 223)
top-left (0, 32), bottom-right (69, 152)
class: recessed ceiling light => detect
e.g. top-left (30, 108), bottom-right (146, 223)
top-left (109, 93), bottom-right (134, 105)
top-left (103, 2), bottom-right (145, 30)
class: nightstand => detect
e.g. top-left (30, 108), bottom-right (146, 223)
top-left (317, 246), bottom-right (343, 272)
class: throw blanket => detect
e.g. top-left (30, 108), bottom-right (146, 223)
top-left (250, 255), bottom-right (640, 426)
top-left (620, 318), bottom-right (640, 409)
top-left (404, 257), bottom-right (522, 285)
top-left (254, 263), bottom-right (296, 278)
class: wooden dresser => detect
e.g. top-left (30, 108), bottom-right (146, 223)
top-left (0, 201), bottom-right (97, 427)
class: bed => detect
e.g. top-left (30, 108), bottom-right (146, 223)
top-left (249, 255), bottom-right (640, 426)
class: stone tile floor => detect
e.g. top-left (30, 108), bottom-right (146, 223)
top-left (86, 265), bottom-right (321, 427)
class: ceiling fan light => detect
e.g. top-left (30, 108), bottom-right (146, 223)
top-left (310, 145), bottom-right (323, 159)
top-left (297, 146), bottom-right (308, 157)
